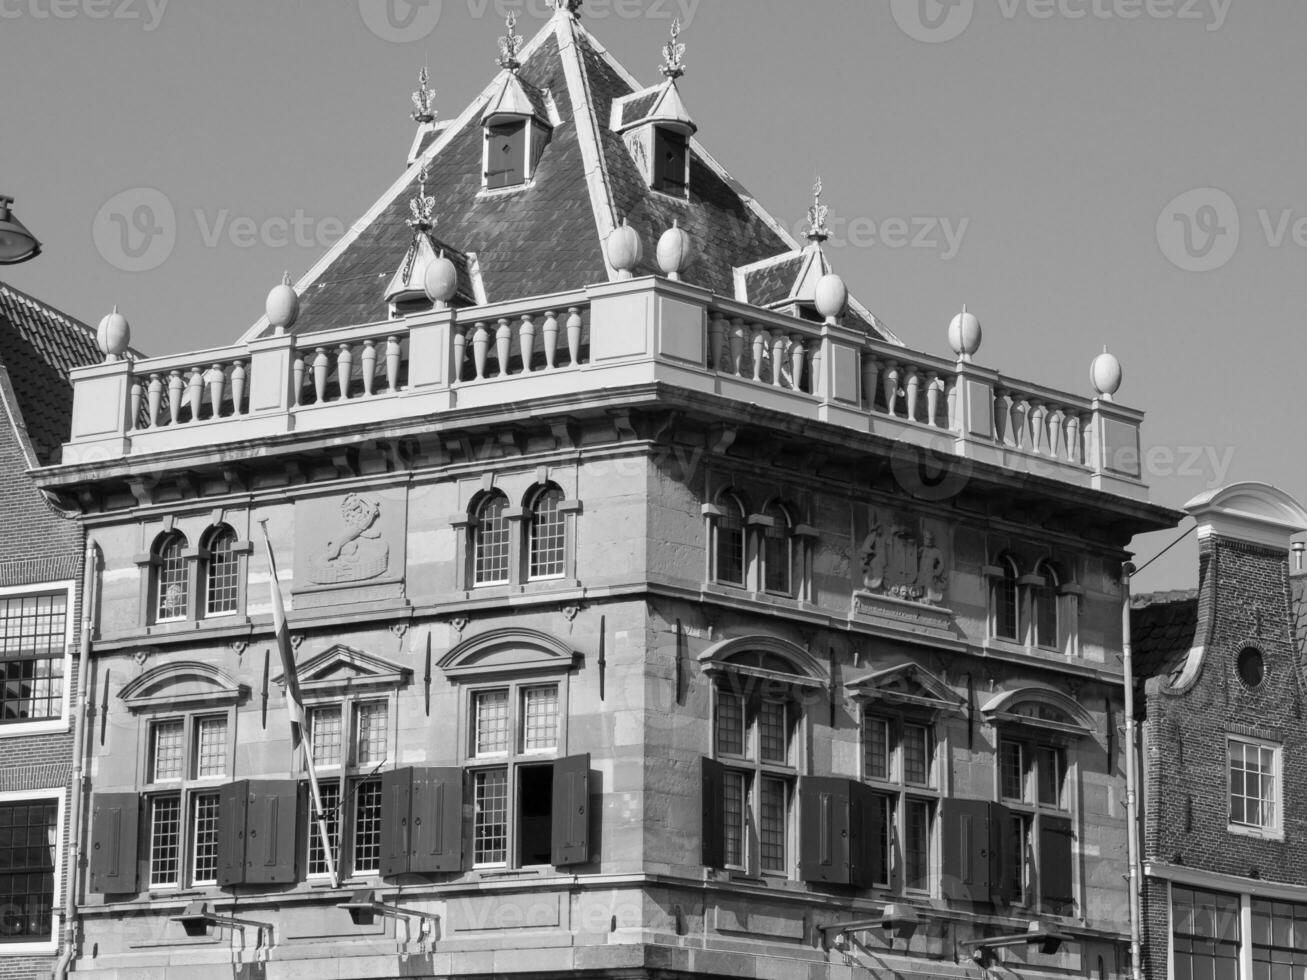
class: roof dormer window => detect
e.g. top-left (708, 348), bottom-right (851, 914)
top-left (481, 13), bottom-right (553, 193)
top-left (652, 126), bottom-right (689, 196)
top-left (612, 23), bottom-right (697, 199)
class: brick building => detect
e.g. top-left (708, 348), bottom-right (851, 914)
top-left (38, 5), bottom-right (1177, 978)
top-left (1133, 483), bottom-right (1307, 979)
top-left (0, 281), bottom-right (101, 978)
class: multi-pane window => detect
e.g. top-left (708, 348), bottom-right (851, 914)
top-left (1229, 737), bottom-right (1280, 833)
top-left (714, 683), bottom-right (798, 876)
top-left (154, 533), bottom-right (189, 623)
top-left (0, 591), bottom-right (68, 724)
top-left (712, 492), bottom-right (746, 587)
top-left (145, 714), bottom-right (228, 888)
top-left (1252, 898), bottom-right (1307, 977)
top-left (0, 799), bottom-right (58, 943)
top-left (1032, 561), bottom-right (1059, 650)
top-left (203, 526), bottom-right (240, 618)
top-left (762, 504), bottom-right (793, 596)
top-left (989, 554), bottom-right (1077, 653)
top-left (990, 556), bottom-right (1019, 641)
top-left (468, 681), bottom-right (564, 868)
top-left (473, 494), bottom-right (511, 586)
top-left (1172, 887), bottom-right (1240, 980)
top-left (528, 487), bottom-right (566, 581)
top-left (304, 700), bottom-right (390, 879)
top-left (997, 735), bottom-right (1070, 911)
top-left (862, 712), bottom-right (938, 892)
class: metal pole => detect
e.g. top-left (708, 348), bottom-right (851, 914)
top-left (1122, 561), bottom-right (1144, 980)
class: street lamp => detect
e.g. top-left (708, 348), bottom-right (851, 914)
top-left (0, 196), bottom-right (41, 265)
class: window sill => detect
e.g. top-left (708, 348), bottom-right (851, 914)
top-left (0, 940), bottom-right (56, 955)
top-left (1228, 823), bottom-right (1284, 842)
top-left (0, 718), bottom-right (68, 738)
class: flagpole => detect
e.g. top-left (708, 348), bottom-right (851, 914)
top-left (259, 519), bottom-right (339, 889)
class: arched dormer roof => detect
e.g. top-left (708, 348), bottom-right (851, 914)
top-left (697, 635), bottom-right (829, 690)
top-left (980, 686), bottom-right (1095, 738)
top-left (272, 644), bottom-right (412, 697)
top-left (1184, 482), bottom-right (1307, 551)
top-left (440, 627), bottom-right (580, 680)
top-left (119, 661), bottom-right (248, 714)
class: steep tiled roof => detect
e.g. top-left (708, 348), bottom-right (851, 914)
top-left (1292, 572), bottom-right (1307, 655)
top-left (1131, 590), bottom-right (1199, 686)
top-left (742, 256), bottom-right (806, 308)
top-left (246, 12), bottom-right (897, 345)
top-left (615, 90), bottom-right (660, 129)
top-left (0, 282), bottom-right (102, 466)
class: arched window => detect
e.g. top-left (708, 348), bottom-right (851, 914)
top-left (202, 525), bottom-right (240, 618)
top-left (1032, 561), bottom-right (1060, 650)
top-left (473, 493), bottom-right (511, 587)
top-left (990, 555), bottom-right (1019, 642)
top-left (528, 486), bottom-right (566, 581)
top-left (762, 502), bottom-right (794, 596)
top-left (154, 533), bottom-right (189, 624)
top-left (713, 491), bottom-right (746, 587)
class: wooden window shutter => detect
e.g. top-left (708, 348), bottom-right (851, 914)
top-left (409, 768), bottom-right (464, 874)
top-left (552, 753), bottom-right (591, 868)
top-left (217, 779), bottom-right (249, 887)
top-left (241, 780), bottom-right (299, 884)
top-left (1039, 814), bottom-right (1075, 914)
top-left (798, 777), bottom-right (851, 885)
top-left (940, 798), bottom-right (992, 903)
top-left (848, 781), bottom-right (883, 889)
top-left (988, 802), bottom-right (1022, 906)
top-left (380, 768), bottom-right (413, 878)
top-left (88, 793), bottom-right (140, 895)
top-left (486, 122), bottom-right (527, 189)
top-left (701, 757), bottom-right (725, 868)
top-left (653, 128), bottom-right (689, 194)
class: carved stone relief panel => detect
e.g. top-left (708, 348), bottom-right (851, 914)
top-left (293, 491), bottom-right (407, 598)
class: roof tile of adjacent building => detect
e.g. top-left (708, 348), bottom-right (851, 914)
top-left (1131, 590), bottom-right (1200, 685)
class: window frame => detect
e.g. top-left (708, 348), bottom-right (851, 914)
top-left (861, 708), bottom-right (940, 895)
top-left (995, 730), bottom-right (1072, 912)
top-left (1227, 734), bottom-right (1283, 839)
top-left (199, 524), bottom-right (249, 621)
top-left (704, 491), bottom-right (815, 601)
top-left (526, 485), bottom-right (568, 583)
top-left (988, 554), bottom-right (1021, 642)
top-left (456, 484), bottom-right (581, 593)
top-left (0, 788), bottom-right (64, 954)
top-left (0, 581), bottom-right (74, 736)
top-left (651, 125), bottom-right (691, 197)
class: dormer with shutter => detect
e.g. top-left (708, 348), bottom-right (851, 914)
top-left (612, 19), bottom-right (697, 198)
top-left (483, 12), bottom-right (556, 191)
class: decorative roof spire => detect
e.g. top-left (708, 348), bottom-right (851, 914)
top-left (806, 177), bottom-right (831, 245)
top-left (497, 10), bottom-right (524, 72)
top-left (411, 66), bottom-right (436, 124)
top-left (660, 18), bottom-right (686, 79)
top-left (408, 160), bottom-right (436, 231)
top-left (549, 0), bottom-right (582, 17)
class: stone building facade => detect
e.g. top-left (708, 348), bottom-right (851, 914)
top-left (38, 6), bottom-right (1177, 979)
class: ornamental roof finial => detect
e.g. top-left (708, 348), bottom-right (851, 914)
top-left (408, 160), bottom-right (436, 231)
top-left (806, 177), bottom-right (831, 245)
top-left (411, 66), bottom-right (437, 124)
top-left (497, 10), bottom-right (524, 71)
top-left (660, 18), bottom-right (686, 80)
top-left (549, 0), bottom-right (582, 17)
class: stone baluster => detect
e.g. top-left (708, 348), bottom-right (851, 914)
top-left (882, 360), bottom-right (900, 418)
top-left (337, 345), bottom-right (354, 401)
top-left (926, 372), bottom-right (943, 428)
top-left (542, 311), bottom-right (559, 370)
top-left (206, 363), bottom-right (226, 419)
top-left (187, 367), bottom-right (204, 421)
top-left (789, 335), bottom-right (806, 392)
top-left (751, 327), bottom-right (766, 383)
top-left (472, 323), bottom-right (489, 379)
top-left (905, 368), bottom-right (921, 423)
top-left (1079, 412), bottom-right (1093, 466)
top-left (993, 389), bottom-right (1010, 446)
top-left (709, 314), bottom-right (726, 372)
top-left (1029, 401), bottom-right (1047, 455)
top-left (1064, 413), bottom-right (1082, 465)
top-left (452, 327), bottom-right (467, 383)
top-left (293, 354), bottom-right (306, 407)
top-left (386, 336), bottom-right (402, 392)
top-left (167, 371), bottom-right (184, 425)
top-left (730, 319), bottom-right (747, 377)
top-left (130, 378), bottom-right (143, 430)
top-left (947, 377), bottom-right (959, 432)
top-left (520, 315), bottom-right (536, 374)
top-left (496, 319), bottom-right (512, 377)
top-left (361, 340), bottom-right (377, 397)
top-left (1011, 397), bottom-right (1029, 451)
top-left (567, 308), bottom-right (583, 366)
top-left (771, 331), bottom-right (787, 387)
top-left (312, 348), bottom-right (329, 404)
top-left (231, 361), bottom-right (246, 415)
top-left (147, 374), bottom-right (163, 428)
top-left (1048, 406), bottom-right (1066, 461)
top-left (862, 354), bottom-right (880, 413)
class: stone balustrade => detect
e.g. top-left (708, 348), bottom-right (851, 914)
top-left (60, 277), bottom-right (1145, 499)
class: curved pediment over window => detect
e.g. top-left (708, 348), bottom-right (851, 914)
top-left (273, 644), bottom-right (412, 696)
top-left (439, 628), bottom-right (580, 680)
top-left (119, 661), bottom-right (249, 714)
top-left (846, 662), bottom-right (966, 715)
top-left (697, 635), bottom-right (829, 690)
top-left (981, 686), bottom-right (1095, 738)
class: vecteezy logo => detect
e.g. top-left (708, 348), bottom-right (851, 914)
top-left (890, 0), bottom-right (975, 43)
top-left (92, 187), bottom-right (177, 273)
top-left (358, 0), bottom-right (442, 43)
top-left (1156, 187), bottom-right (1240, 273)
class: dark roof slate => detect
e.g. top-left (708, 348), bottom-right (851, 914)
top-left (616, 89), bottom-right (661, 128)
top-left (1131, 590), bottom-right (1199, 686)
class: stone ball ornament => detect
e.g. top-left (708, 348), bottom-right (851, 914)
top-left (1091, 346), bottom-right (1123, 400)
top-left (607, 218), bottom-right (643, 279)
top-left (656, 220), bottom-right (692, 280)
top-left (266, 274), bottom-right (301, 333)
top-left (814, 272), bottom-right (848, 322)
top-left (96, 306), bottom-right (131, 361)
top-left (949, 308), bottom-right (982, 360)
top-left (423, 252), bottom-right (460, 304)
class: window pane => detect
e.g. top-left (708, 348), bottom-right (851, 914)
top-left (1034, 584), bottom-right (1058, 649)
top-left (352, 779), bottom-right (382, 874)
top-left (204, 529), bottom-right (240, 617)
top-left (903, 724), bottom-right (931, 787)
top-left (763, 513), bottom-right (792, 595)
top-left (354, 702), bottom-right (388, 766)
top-left (0, 593), bottom-right (66, 723)
top-left (1038, 746), bottom-right (1064, 808)
top-left (992, 569), bottom-right (1018, 640)
top-left (905, 799), bottom-right (932, 891)
top-left (309, 706), bottom-right (342, 767)
top-left (149, 796), bottom-right (181, 887)
top-left (156, 536), bottom-right (189, 622)
top-left (522, 685), bottom-right (559, 752)
top-left (151, 720), bottom-right (185, 782)
top-left (759, 778), bottom-right (786, 873)
top-left (307, 780), bottom-right (341, 878)
top-left (1230, 739), bottom-right (1279, 829)
top-left (759, 700), bottom-right (788, 764)
top-left (723, 772), bottom-right (747, 868)
top-left (715, 692), bottom-right (745, 757)
top-left (715, 505), bottom-right (745, 586)
top-left (1176, 888), bottom-right (1243, 979)
top-left (190, 793), bottom-right (220, 885)
top-left (194, 716), bottom-right (227, 778)
top-left (0, 801), bottom-right (56, 940)
top-left (473, 497), bottom-right (511, 586)
top-left (474, 770), bottom-right (508, 866)
top-left (474, 690), bottom-right (510, 756)
top-left (528, 489), bottom-right (566, 580)
top-left (864, 716), bottom-right (890, 781)
top-left (1000, 740), bottom-right (1026, 802)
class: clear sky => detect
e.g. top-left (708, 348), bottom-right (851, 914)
top-left (2, 0), bottom-right (1300, 591)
